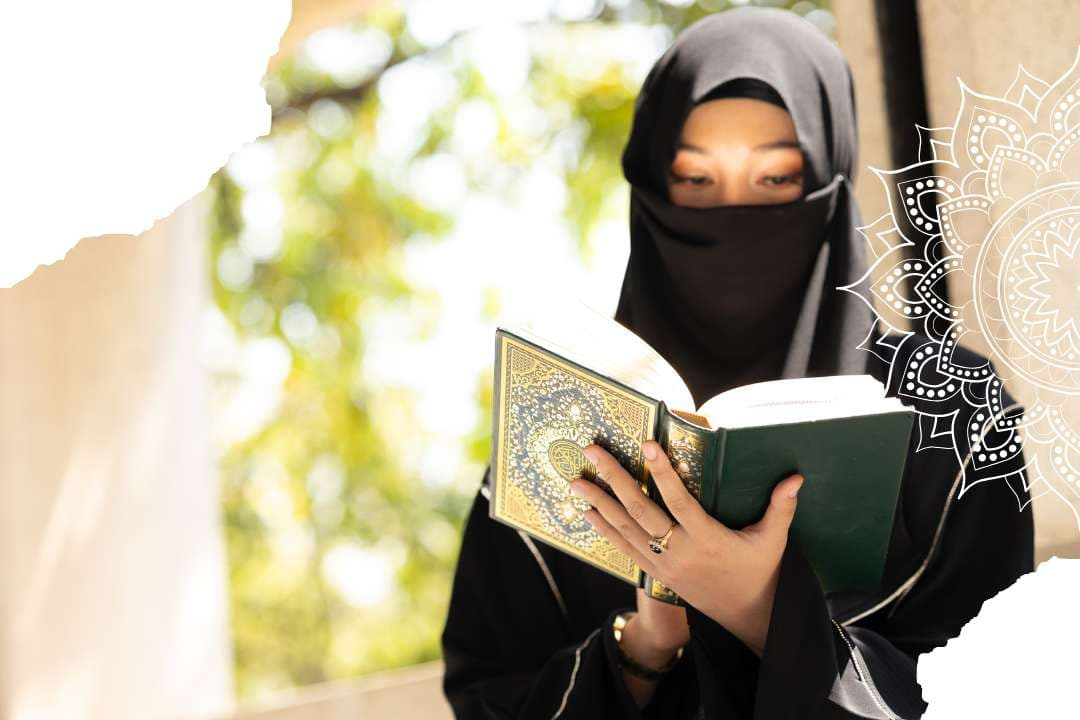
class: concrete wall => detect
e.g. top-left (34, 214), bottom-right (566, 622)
top-left (833, 0), bottom-right (894, 231)
top-left (917, 0), bottom-right (1080, 560)
top-left (833, 0), bottom-right (913, 329)
top-left (836, 0), bottom-right (1080, 561)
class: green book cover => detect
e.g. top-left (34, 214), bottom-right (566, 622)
top-left (489, 307), bottom-right (914, 606)
top-left (691, 406), bottom-right (913, 595)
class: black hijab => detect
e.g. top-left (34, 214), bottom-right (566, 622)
top-left (613, 7), bottom-right (874, 407)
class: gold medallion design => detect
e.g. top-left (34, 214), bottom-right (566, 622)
top-left (548, 439), bottom-right (596, 483)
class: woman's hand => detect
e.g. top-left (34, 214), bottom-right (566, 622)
top-left (571, 440), bottom-right (804, 658)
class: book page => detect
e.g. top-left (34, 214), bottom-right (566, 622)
top-left (499, 297), bottom-right (696, 412)
top-left (698, 374), bottom-right (907, 429)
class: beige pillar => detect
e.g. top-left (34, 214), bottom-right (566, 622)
top-left (918, 0), bottom-right (1080, 560)
top-left (0, 192), bottom-right (233, 719)
top-left (833, 0), bottom-right (894, 230)
top-left (835, 2), bottom-right (1080, 560)
top-left (832, 0), bottom-right (908, 329)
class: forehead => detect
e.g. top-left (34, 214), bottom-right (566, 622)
top-left (679, 98), bottom-right (799, 144)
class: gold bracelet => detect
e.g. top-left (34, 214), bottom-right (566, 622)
top-left (612, 612), bottom-right (684, 682)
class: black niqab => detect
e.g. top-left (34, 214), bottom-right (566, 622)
top-left (613, 8), bottom-right (874, 407)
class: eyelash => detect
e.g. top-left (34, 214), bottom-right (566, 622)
top-left (671, 173), bottom-right (803, 187)
top-left (762, 173), bottom-right (803, 187)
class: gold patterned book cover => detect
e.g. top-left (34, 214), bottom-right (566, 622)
top-left (489, 300), bottom-right (914, 601)
top-left (490, 324), bottom-right (709, 605)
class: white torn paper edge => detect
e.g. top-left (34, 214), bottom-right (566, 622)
top-left (0, 0), bottom-right (292, 288)
top-left (920, 555), bottom-right (1078, 717)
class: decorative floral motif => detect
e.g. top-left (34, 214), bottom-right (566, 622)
top-left (842, 49), bottom-right (1080, 527)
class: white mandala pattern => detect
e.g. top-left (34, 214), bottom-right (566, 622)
top-left (843, 47), bottom-right (1080, 527)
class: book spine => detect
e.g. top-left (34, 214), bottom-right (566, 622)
top-left (488, 330), bottom-right (508, 523)
top-left (701, 427), bottom-right (726, 515)
top-left (639, 403), bottom-right (714, 606)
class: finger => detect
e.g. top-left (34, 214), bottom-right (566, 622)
top-left (570, 477), bottom-right (656, 555)
top-left (582, 443), bottom-right (675, 537)
top-left (641, 439), bottom-right (713, 534)
top-left (748, 473), bottom-right (804, 545)
top-left (583, 507), bottom-right (660, 577)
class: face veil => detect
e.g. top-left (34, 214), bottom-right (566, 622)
top-left (612, 7), bottom-right (875, 407)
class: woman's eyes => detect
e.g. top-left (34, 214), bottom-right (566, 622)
top-left (671, 173), bottom-right (710, 186)
top-left (670, 172), bottom-right (803, 188)
top-left (761, 173), bottom-right (803, 187)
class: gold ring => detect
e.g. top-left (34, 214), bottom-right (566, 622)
top-left (648, 521), bottom-right (676, 554)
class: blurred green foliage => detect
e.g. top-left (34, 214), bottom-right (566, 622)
top-left (205, 0), bottom-right (830, 700)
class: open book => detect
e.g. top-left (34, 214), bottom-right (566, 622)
top-left (489, 299), bottom-right (914, 605)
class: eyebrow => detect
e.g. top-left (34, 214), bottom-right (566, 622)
top-left (677, 140), bottom-right (802, 153)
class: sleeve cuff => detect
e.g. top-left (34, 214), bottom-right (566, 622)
top-left (684, 603), bottom-right (761, 714)
top-left (683, 541), bottom-right (848, 718)
top-left (754, 539), bottom-right (847, 717)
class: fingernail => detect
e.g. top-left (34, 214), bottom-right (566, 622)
top-left (570, 482), bottom-right (586, 498)
top-left (642, 441), bottom-right (656, 460)
top-left (581, 445), bottom-right (597, 462)
top-left (788, 478), bottom-right (804, 499)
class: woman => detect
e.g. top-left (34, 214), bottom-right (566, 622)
top-left (441, 7), bottom-right (1034, 719)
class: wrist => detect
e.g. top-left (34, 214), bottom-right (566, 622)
top-left (692, 598), bottom-right (770, 659)
top-left (620, 613), bottom-right (683, 667)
